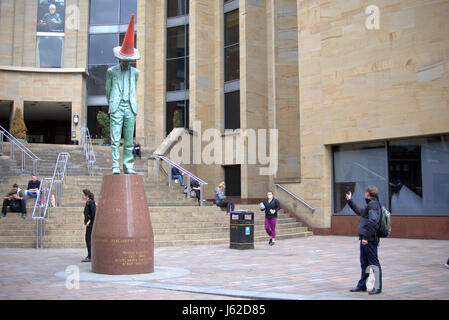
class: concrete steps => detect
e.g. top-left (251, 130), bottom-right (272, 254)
top-left (0, 142), bottom-right (314, 248)
top-left (37, 205), bottom-right (311, 248)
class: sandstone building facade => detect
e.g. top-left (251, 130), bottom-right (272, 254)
top-left (0, 0), bottom-right (448, 238)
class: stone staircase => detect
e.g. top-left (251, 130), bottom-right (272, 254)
top-left (0, 142), bottom-right (313, 248)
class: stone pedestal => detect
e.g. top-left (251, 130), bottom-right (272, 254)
top-left (91, 175), bottom-right (154, 275)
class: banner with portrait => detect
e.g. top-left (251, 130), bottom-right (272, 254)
top-left (37, 0), bottom-right (66, 33)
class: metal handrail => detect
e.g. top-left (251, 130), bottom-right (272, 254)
top-left (80, 127), bottom-right (96, 176)
top-left (32, 152), bottom-right (69, 248)
top-left (275, 184), bottom-right (315, 212)
top-left (150, 154), bottom-right (208, 205)
top-left (0, 125), bottom-right (40, 175)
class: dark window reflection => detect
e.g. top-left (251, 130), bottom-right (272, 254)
top-left (225, 9), bottom-right (239, 47)
top-left (87, 65), bottom-right (110, 96)
top-left (88, 33), bottom-right (118, 65)
top-left (225, 45), bottom-right (239, 82)
top-left (166, 100), bottom-right (189, 136)
top-left (167, 26), bottom-right (186, 59)
top-left (166, 58), bottom-right (186, 91)
top-left (225, 91), bottom-right (240, 130)
top-left (37, 36), bottom-right (64, 68)
top-left (167, 0), bottom-right (188, 18)
top-left (90, 0), bottom-right (119, 25)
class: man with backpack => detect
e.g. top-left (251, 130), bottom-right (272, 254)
top-left (346, 185), bottom-right (382, 295)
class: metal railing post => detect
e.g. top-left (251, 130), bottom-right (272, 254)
top-left (200, 184), bottom-right (204, 206)
top-left (168, 164), bottom-right (172, 186)
top-left (186, 176), bottom-right (191, 198)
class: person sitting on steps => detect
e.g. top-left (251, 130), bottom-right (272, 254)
top-left (2, 184), bottom-right (27, 219)
top-left (171, 162), bottom-right (185, 187)
top-left (214, 182), bottom-right (235, 216)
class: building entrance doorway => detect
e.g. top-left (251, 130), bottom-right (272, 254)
top-left (24, 101), bottom-right (72, 144)
top-left (0, 101), bottom-right (13, 134)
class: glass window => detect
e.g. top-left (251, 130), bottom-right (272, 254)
top-left (36, 36), bottom-right (64, 68)
top-left (37, 0), bottom-right (66, 33)
top-left (225, 91), bottom-right (240, 130)
top-left (224, 9), bottom-right (239, 82)
top-left (225, 45), bottom-right (239, 82)
top-left (87, 65), bottom-right (111, 96)
top-left (225, 9), bottom-right (239, 47)
top-left (166, 100), bottom-right (189, 136)
top-left (389, 135), bottom-right (449, 215)
top-left (333, 142), bottom-right (387, 215)
top-left (332, 135), bottom-right (449, 216)
top-left (167, 26), bottom-right (186, 59)
top-left (166, 58), bottom-right (187, 91)
top-left (167, 0), bottom-right (188, 18)
top-left (88, 34), bottom-right (118, 65)
top-left (120, 0), bottom-right (137, 24)
top-left (90, 0), bottom-right (120, 25)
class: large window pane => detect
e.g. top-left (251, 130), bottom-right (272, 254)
top-left (389, 135), bottom-right (449, 215)
top-left (167, 0), bottom-right (187, 18)
top-left (88, 34), bottom-right (118, 65)
top-left (37, 0), bottom-right (65, 33)
top-left (120, 0), bottom-right (137, 24)
top-left (225, 45), bottom-right (239, 82)
top-left (166, 100), bottom-right (189, 136)
top-left (90, 0), bottom-right (119, 25)
top-left (225, 91), bottom-right (240, 130)
top-left (225, 9), bottom-right (239, 47)
top-left (87, 65), bottom-right (110, 96)
top-left (36, 36), bottom-right (64, 68)
top-left (166, 58), bottom-right (186, 91)
top-left (333, 142), bottom-right (387, 214)
top-left (167, 26), bottom-right (186, 59)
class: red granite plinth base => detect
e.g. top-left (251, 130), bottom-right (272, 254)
top-left (91, 175), bottom-right (154, 275)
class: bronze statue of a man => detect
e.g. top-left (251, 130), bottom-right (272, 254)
top-left (105, 14), bottom-right (140, 175)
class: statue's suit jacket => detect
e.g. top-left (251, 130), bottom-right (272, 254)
top-left (105, 64), bottom-right (139, 115)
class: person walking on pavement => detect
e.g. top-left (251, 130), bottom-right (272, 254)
top-left (260, 191), bottom-right (280, 246)
top-left (346, 185), bottom-right (382, 295)
top-left (81, 189), bottom-right (96, 263)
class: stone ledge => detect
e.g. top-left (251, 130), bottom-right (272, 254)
top-left (0, 65), bottom-right (88, 75)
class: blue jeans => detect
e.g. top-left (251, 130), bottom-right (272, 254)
top-left (25, 190), bottom-right (40, 200)
top-left (172, 174), bottom-right (184, 186)
top-left (357, 240), bottom-right (382, 290)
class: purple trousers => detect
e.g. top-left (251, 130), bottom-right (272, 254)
top-left (264, 217), bottom-right (277, 238)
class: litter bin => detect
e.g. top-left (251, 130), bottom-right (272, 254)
top-left (230, 210), bottom-right (254, 250)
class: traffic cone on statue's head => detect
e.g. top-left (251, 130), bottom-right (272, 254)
top-left (113, 14), bottom-right (141, 61)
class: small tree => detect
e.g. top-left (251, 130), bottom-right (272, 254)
top-left (96, 111), bottom-right (111, 145)
top-left (10, 108), bottom-right (27, 140)
top-left (173, 110), bottom-right (182, 128)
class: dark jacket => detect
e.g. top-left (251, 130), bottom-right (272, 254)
top-left (83, 199), bottom-right (96, 226)
top-left (348, 198), bottom-right (381, 242)
top-left (27, 180), bottom-right (41, 190)
top-left (261, 198), bottom-right (281, 219)
top-left (172, 167), bottom-right (181, 176)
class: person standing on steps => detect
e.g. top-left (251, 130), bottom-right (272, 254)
top-left (81, 189), bottom-right (96, 263)
top-left (260, 191), bottom-right (280, 246)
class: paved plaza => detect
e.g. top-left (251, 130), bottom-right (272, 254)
top-left (0, 236), bottom-right (448, 300)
